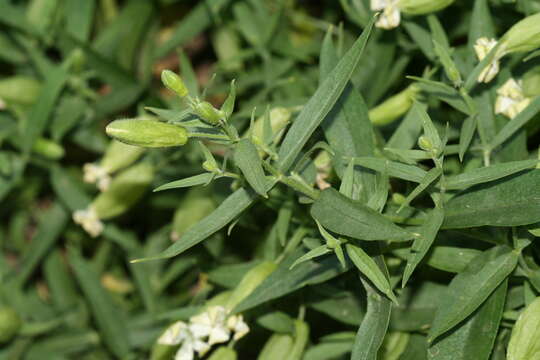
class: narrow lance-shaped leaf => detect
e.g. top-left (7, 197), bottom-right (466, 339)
top-left (348, 156), bottom-right (427, 183)
top-left (311, 188), bottom-right (413, 241)
top-left (427, 280), bottom-right (507, 360)
top-left (428, 246), bottom-right (519, 343)
top-left (277, 16), bottom-right (375, 172)
top-left (402, 207), bottom-right (445, 287)
top-left (346, 244), bottom-right (397, 303)
top-left (153, 173), bottom-right (214, 192)
top-left (443, 159), bottom-right (539, 190)
top-left (399, 167), bottom-right (442, 212)
top-left (443, 169), bottom-right (540, 228)
top-left (458, 115), bottom-right (477, 161)
top-left (289, 245), bottom-right (330, 270)
top-left (234, 138), bottom-right (268, 197)
top-left (133, 187), bottom-right (258, 261)
top-left (507, 296), bottom-right (540, 360)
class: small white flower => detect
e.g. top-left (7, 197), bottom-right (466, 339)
top-left (495, 78), bottom-right (531, 119)
top-left (371, 0), bottom-right (401, 29)
top-left (83, 163), bottom-right (111, 191)
top-left (189, 306), bottom-right (231, 346)
top-left (73, 206), bottom-right (104, 237)
top-left (474, 37), bottom-right (504, 83)
top-left (157, 321), bottom-right (211, 360)
top-left (227, 314), bottom-right (250, 341)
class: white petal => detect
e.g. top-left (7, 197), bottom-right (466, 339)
top-left (375, 5), bottom-right (400, 30)
top-left (175, 341), bottom-right (195, 360)
top-left (192, 339), bottom-right (211, 356)
top-left (189, 322), bottom-right (212, 339)
top-left (190, 311), bottom-right (212, 327)
top-left (371, 0), bottom-right (389, 11)
top-left (158, 321), bottom-right (188, 345)
top-left (208, 325), bottom-right (231, 345)
top-left (72, 207), bottom-right (104, 238)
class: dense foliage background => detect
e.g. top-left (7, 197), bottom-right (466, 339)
top-left (1, 0), bottom-right (540, 359)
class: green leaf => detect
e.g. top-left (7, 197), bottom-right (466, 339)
top-left (409, 77), bottom-right (472, 115)
top-left (489, 96), bottom-right (540, 151)
top-left (399, 167), bottom-right (442, 212)
top-left (234, 138), bottom-right (268, 197)
top-left (234, 247), bottom-right (348, 313)
top-left (425, 246), bottom-right (482, 273)
top-left (68, 249), bottom-right (131, 358)
top-left (458, 115), bottom-right (477, 161)
top-left (507, 296), bottom-right (540, 360)
top-left (221, 79), bottom-right (236, 118)
top-left (351, 277), bottom-right (392, 360)
top-left (346, 244), bottom-right (396, 303)
top-left (402, 207), bottom-right (445, 287)
top-left (428, 246), bottom-right (518, 342)
top-left (277, 16), bottom-right (375, 172)
top-left (427, 280), bottom-right (507, 360)
top-left (444, 159), bottom-right (539, 190)
top-left (134, 187), bottom-right (258, 261)
top-left (153, 173), bottom-right (214, 192)
top-left (289, 245), bottom-right (331, 270)
top-left (443, 170), bottom-right (540, 228)
top-left (311, 188), bottom-right (412, 241)
top-left (348, 157), bottom-right (427, 183)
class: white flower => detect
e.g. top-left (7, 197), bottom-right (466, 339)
top-left (495, 78), bottom-right (531, 119)
top-left (371, 0), bottom-right (401, 29)
top-left (157, 321), bottom-right (211, 360)
top-left (474, 37), bottom-right (504, 83)
top-left (83, 163), bottom-right (111, 191)
top-left (189, 306), bottom-right (231, 346)
top-left (227, 314), bottom-right (250, 341)
top-left (73, 206), bottom-right (104, 237)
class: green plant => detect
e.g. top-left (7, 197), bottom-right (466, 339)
top-left (2, 1), bottom-right (540, 359)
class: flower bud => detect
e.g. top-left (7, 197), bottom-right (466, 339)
top-left (502, 13), bottom-right (540, 54)
top-left (32, 138), bottom-right (64, 159)
top-left (258, 334), bottom-right (294, 360)
top-left (507, 296), bottom-right (540, 360)
top-left (161, 70), bottom-right (188, 97)
top-left (171, 188), bottom-right (216, 241)
top-left (0, 76), bottom-right (41, 106)
top-left (226, 261), bottom-right (277, 310)
top-left (474, 37), bottom-right (502, 83)
top-left (417, 135), bottom-right (434, 152)
top-left (0, 306), bottom-right (22, 343)
top-left (250, 107), bottom-right (292, 145)
top-left (106, 118), bottom-right (188, 148)
top-left (399, 0), bottom-right (454, 15)
top-left (193, 101), bottom-right (224, 125)
top-left (101, 140), bottom-right (145, 174)
top-left (208, 347), bottom-right (238, 360)
top-left (369, 84), bottom-right (420, 126)
top-left (92, 162), bottom-right (154, 220)
top-left (522, 67), bottom-right (540, 98)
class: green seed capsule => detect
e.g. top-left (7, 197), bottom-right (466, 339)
top-left (226, 261), bottom-right (277, 310)
top-left (106, 118), bottom-right (188, 148)
top-left (101, 140), bottom-right (145, 173)
top-left (250, 107), bottom-right (292, 145)
top-left (161, 70), bottom-right (188, 97)
top-left (369, 85), bottom-right (420, 126)
top-left (194, 101), bottom-right (224, 125)
top-left (398, 0), bottom-right (454, 15)
top-left (417, 135), bottom-right (434, 152)
top-left (208, 347), bottom-right (238, 360)
top-left (32, 137), bottom-right (65, 160)
top-left (171, 188), bottom-right (216, 241)
top-left (92, 162), bottom-right (154, 219)
top-left (0, 306), bottom-right (22, 343)
top-left (258, 334), bottom-right (294, 360)
top-left (502, 13), bottom-right (540, 54)
top-left (507, 296), bottom-right (540, 360)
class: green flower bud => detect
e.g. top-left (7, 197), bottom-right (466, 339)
top-left (92, 162), bottom-right (154, 220)
top-left (507, 296), bottom-right (540, 360)
top-left (0, 76), bottom-right (41, 106)
top-left (522, 66), bottom-right (540, 97)
top-left (250, 107), bottom-right (292, 145)
top-left (171, 188), bottom-right (216, 241)
top-left (32, 137), bottom-right (65, 159)
top-left (392, 193), bottom-right (407, 205)
top-left (502, 13), bottom-right (540, 54)
top-left (417, 135), bottom-right (434, 152)
top-left (369, 85), bottom-right (420, 126)
top-left (106, 118), bottom-right (188, 148)
top-left (161, 70), bottom-right (188, 97)
top-left (258, 334), bottom-right (294, 360)
top-left (193, 101), bottom-right (224, 125)
top-left (101, 140), bottom-right (145, 174)
top-left (208, 347), bottom-right (238, 360)
top-left (0, 307), bottom-right (22, 343)
top-left (226, 261), bottom-right (277, 310)
top-left (399, 0), bottom-right (454, 15)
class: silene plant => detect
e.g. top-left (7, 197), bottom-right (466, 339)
top-left (2, 0), bottom-right (540, 359)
